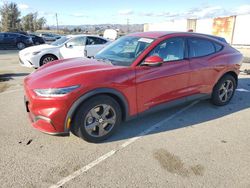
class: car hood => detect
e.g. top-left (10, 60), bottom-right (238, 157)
top-left (20, 44), bottom-right (57, 54)
top-left (25, 58), bottom-right (124, 89)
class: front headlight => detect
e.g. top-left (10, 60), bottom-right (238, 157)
top-left (34, 85), bottom-right (80, 97)
top-left (32, 51), bottom-right (41, 55)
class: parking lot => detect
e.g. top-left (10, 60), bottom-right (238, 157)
top-left (0, 50), bottom-right (250, 188)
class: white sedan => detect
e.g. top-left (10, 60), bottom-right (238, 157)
top-left (19, 35), bottom-right (110, 68)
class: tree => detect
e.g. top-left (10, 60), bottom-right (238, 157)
top-left (36, 17), bottom-right (46, 30)
top-left (22, 13), bottom-right (34, 31)
top-left (21, 12), bottom-right (46, 32)
top-left (0, 2), bottom-right (21, 32)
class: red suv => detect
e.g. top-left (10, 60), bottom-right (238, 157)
top-left (24, 32), bottom-right (243, 142)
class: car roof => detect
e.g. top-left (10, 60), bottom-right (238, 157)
top-left (66, 34), bottom-right (109, 40)
top-left (66, 34), bottom-right (102, 37)
top-left (128, 31), bottom-right (177, 39)
top-left (0, 32), bottom-right (28, 37)
top-left (128, 31), bottom-right (227, 43)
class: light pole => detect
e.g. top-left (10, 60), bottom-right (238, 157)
top-left (56, 13), bottom-right (59, 33)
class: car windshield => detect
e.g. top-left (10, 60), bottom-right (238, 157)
top-left (95, 36), bottom-right (154, 66)
top-left (51, 36), bottom-right (69, 46)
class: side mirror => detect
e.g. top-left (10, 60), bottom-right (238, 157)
top-left (65, 43), bottom-right (73, 48)
top-left (142, 56), bottom-right (163, 67)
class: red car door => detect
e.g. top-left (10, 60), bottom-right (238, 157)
top-left (135, 37), bottom-right (192, 113)
top-left (187, 37), bottom-right (223, 95)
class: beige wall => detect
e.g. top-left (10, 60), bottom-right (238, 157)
top-left (144, 14), bottom-right (250, 46)
top-left (233, 15), bottom-right (250, 45)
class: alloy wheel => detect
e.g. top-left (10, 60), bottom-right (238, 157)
top-left (84, 104), bottom-right (116, 137)
top-left (42, 56), bottom-right (55, 64)
top-left (219, 80), bottom-right (234, 102)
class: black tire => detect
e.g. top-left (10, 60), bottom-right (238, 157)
top-left (71, 95), bottom-right (122, 143)
top-left (17, 42), bottom-right (25, 50)
top-left (211, 74), bottom-right (236, 106)
top-left (40, 55), bottom-right (57, 66)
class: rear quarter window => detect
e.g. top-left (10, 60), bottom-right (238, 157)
top-left (188, 38), bottom-right (216, 58)
top-left (214, 43), bottom-right (223, 52)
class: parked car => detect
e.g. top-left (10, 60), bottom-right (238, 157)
top-left (13, 31), bottom-right (29, 36)
top-left (29, 34), bottom-right (46, 45)
top-left (39, 33), bottom-right (61, 42)
top-left (19, 35), bottom-right (110, 68)
top-left (0, 32), bottom-right (33, 50)
top-left (24, 31), bottom-right (243, 142)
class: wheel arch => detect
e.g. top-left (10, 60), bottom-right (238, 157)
top-left (216, 71), bottom-right (238, 88)
top-left (39, 54), bottom-right (59, 66)
top-left (64, 88), bottom-right (130, 132)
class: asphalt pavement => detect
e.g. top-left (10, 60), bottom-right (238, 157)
top-left (0, 50), bottom-right (250, 188)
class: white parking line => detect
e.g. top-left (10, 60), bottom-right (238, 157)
top-left (0, 88), bottom-right (23, 96)
top-left (49, 100), bottom-right (199, 188)
top-left (236, 88), bottom-right (250, 92)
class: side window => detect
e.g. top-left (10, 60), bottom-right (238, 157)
top-left (148, 38), bottom-right (185, 62)
top-left (67, 37), bottom-right (85, 46)
top-left (6, 34), bottom-right (15, 38)
top-left (86, 37), bottom-right (107, 45)
top-left (95, 38), bottom-right (107, 44)
top-left (188, 38), bottom-right (215, 58)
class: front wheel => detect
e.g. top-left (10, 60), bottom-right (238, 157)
top-left (40, 55), bottom-right (57, 66)
top-left (72, 95), bottom-right (122, 143)
top-left (211, 74), bottom-right (236, 106)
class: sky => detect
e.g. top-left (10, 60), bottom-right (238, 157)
top-left (0, 0), bottom-right (250, 26)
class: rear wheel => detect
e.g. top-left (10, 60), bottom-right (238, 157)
top-left (72, 95), bottom-right (122, 143)
top-left (211, 75), bottom-right (236, 106)
top-left (40, 55), bottom-right (57, 66)
top-left (17, 42), bottom-right (25, 50)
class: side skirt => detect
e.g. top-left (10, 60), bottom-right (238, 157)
top-left (126, 93), bottom-right (211, 121)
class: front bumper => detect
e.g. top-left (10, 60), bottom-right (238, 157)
top-left (24, 89), bottom-right (71, 136)
top-left (19, 57), bottom-right (35, 68)
top-left (19, 52), bottom-right (40, 68)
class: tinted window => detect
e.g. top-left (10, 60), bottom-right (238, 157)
top-left (42, 33), bottom-right (53, 37)
top-left (188, 38), bottom-right (215, 58)
top-left (87, 37), bottom-right (107, 45)
top-left (6, 33), bottom-right (17, 38)
top-left (214, 43), bottom-right (223, 52)
top-left (148, 38), bottom-right (185, 62)
top-left (67, 37), bottom-right (85, 46)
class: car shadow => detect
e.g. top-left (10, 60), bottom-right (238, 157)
top-left (0, 73), bottom-right (30, 82)
top-left (102, 77), bottom-right (250, 144)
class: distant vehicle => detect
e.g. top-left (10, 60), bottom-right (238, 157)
top-left (0, 32), bottom-right (33, 50)
top-left (13, 31), bottom-right (29, 36)
top-left (103, 29), bottom-right (118, 40)
top-left (29, 34), bottom-right (46, 45)
top-left (19, 35), bottom-right (110, 68)
top-left (24, 31), bottom-right (243, 142)
top-left (39, 33), bottom-right (61, 42)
